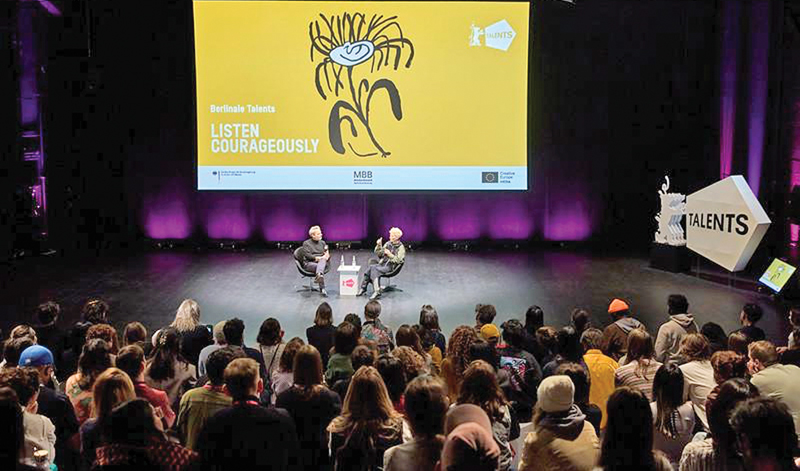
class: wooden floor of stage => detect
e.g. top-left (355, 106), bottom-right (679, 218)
top-left (0, 247), bottom-right (789, 345)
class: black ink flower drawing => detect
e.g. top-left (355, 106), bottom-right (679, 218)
top-left (310, 13), bottom-right (414, 157)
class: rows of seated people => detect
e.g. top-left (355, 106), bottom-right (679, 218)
top-left (2, 294), bottom-right (800, 471)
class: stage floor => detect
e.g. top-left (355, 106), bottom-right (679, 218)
top-left (0, 247), bottom-right (788, 346)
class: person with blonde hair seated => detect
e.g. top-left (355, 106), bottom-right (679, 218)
top-left (358, 227), bottom-right (405, 299)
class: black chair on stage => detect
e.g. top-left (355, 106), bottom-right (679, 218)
top-left (293, 247), bottom-right (329, 292)
top-left (377, 262), bottom-right (404, 293)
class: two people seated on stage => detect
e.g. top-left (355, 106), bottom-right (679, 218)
top-left (358, 227), bottom-right (405, 300)
top-left (299, 225), bottom-right (330, 297)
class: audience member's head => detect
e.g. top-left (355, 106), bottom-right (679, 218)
top-left (469, 341), bottom-right (500, 370)
top-left (293, 345), bottom-right (324, 389)
top-left (570, 308), bottom-right (591, 334)
top-left (740, 303), bottom-right (763, 326)
top-left (727, 331), bottom-right (749, 356)
top-left (579, 327), bottom-right (604, 353)
top-left (104, 399), bottom-right (164, 448)
top-left (206, 346), bottom-right (246, 387)
top-left (447, 326), bottom-right (480, 377)
top-left (222, 318), bottom-right (246, 347)
top-left (0, 368), bottom-right (40, 408)
top-left (652, 363), bottom-right (685, 439)
top-left (789, 307), bottom-right (800, 348)
top-left (9, 324), bottom-right (37, 343)
top-left (172, 299), bottom-right (201, 333)
top-left (116, 345), bottom-right (145, 381)
top-left (458, 360), bottom-right (508, 423)
top-left (415, 325), bottom-right (436, 351)
top-left (78, 338), bottom-right (113, 389)
top-left (86, 323), bottom-right (119, 354)
top-left (351, 345), bottom-right (375, 371)
top-left (707, 378), bottom-right (760, 469)
top-left (256, 318), bottom-right (283, 347)
top-left (279, 337), bottom-right (305, 373)
top-left (534, 375), bottom-right (575, 424)
top-left (122, 322), bottom-right (147, 348)
top-left (626, 328), bottom-right (655, 363)
top-left (700, 322), bottom-right (728, 353)
top-left (419, 305), bottom-right (441, 331)
top-left (730, 397), bottom-right (798, 470)
top-left (3, 337), bottom-right (35, 368)
top-left (211, 320), bottom-right (227, 345)
top-left (334, 321), bottom-right (359, 356)
top-left (314, 302), bottom-right (333, 328)
top-left (224, 358), bottom-right (261, 401)
top-left (35, 301), bottom-right (61, 327)
top-left (667, 294), bottom-right (689, 315)
top-left (364, 300), bottom-right (382, 321)
top-left (343, 313), bottom-right (362, 336)
top-left (18, 345), bottom-right (55, 384)
top-left (0, 387), bottom-right (25, 466)
top-left (479, 324), bottom-right (500, 346)
top-left (524, 305), bottom-right (544, 333)
top-left (376, 354), bottom-right (406, 404)
top-left (500, 319), bottom-right (525, 349)
top-left (396, 324), bottom-right (426, 357)
top-left (536, 326), bottom-right (558, 356)
top-left (747, 340), bottom-right (778, 375)
top-left (147, 327), bottom-right (182, 382)
top-left (334, 365), bottom-right (399, 425)
top-left (710, 350), bottom-right (747, 385)
top-left (91, 368), bottom-right (136, 421)
top-left (440, 404), bottom-right (500, 471)
top-left (475, 304), bottom-right (497, 328)
top-left (404, 375), bottom-right (448, 440)
top-left (679, 333), bottom-right (711, 363)
top-left (555, 362), bottom-right (591, 405)
top-left (607, 298), bottom-right (631, 320)
top-left (82, 298), bottom-right (110, 324)
top-left (556, 325), bottom-right (583, 362)
top-left (599, 387), bottom-right (659, 470)
top-left (392, 346), bottom-right (425, 380)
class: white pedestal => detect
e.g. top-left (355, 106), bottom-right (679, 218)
top-left (337, 265), bottom-right (361, 296)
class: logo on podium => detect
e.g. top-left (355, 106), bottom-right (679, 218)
top-left (343, 279), bottom-right (355, 288)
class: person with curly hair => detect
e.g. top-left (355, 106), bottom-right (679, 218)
top-left (395, 325), bottom-right (433, 373)
top-left (704, 350), bottom-right (747, 415)
top-left (65, 338), bottom-right (113, 424)
top-left (86, 323), bottom-right (119, 355)
top-left (441, 326), bottom-right (479, 398)
top-left (392, 346), bottom-right (427, 380)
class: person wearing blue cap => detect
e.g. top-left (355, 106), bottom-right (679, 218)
top-left (19, 345), bottom-right (81, 471)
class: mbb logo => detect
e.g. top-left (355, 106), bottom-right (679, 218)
top-left (354, 171), bottom-right (372, 179)
top-left (343, 279), bottom-right (355, 288)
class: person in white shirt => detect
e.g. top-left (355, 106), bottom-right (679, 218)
top-left (677, 333), bottom-right (715, 430)
top-left (0, 368), bottom-right (56, 467)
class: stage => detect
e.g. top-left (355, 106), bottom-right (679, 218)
top-left (0, 247), bottom-right (788, 345)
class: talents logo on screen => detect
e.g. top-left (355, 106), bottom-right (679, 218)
top-left (469, 20), bottom-right (516, 51)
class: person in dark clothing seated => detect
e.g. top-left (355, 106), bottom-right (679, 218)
top-left (497, 320), bottom-right (543, 423)
top-left (734, 303), bottom-right (766, 344)
top-left (195, 358), bottom-right (300, 471)
top-left (170, 299), bottom-right (213, 367)
top-left (332, 345), bottom-right (376, 399)
top-left (300, 225), bottom-right (331, 297)
top-left (276, 345), bottom-right (342, 471)
top-left (523, 305), bottom-right (548, 364)
top-left (31, 302), bottom-right (65, 372)
top-left (307, 302), bottom-right (336, 368)
top-left (223, 318), bottom-right (267, 380)
top-left (61, 298), bottom-right (111, 382)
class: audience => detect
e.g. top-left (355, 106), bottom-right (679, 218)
top-left (79, 368), bottom-right (136, 468)
top-left (704, 350), bottom-right (747, 414)
top-left (456, 360), bottom-right (515, 471)
top-left (95, 398), bottom-right (197, 470)
top-left (325, 322), bottom-right (358, 385)
top-left (556, 362), bottom-right (602, 432)
top-left (0, 388), bottom-right (39, 471)
top-left (571, 308), bottom-right (591, 336)
top-left (654, 294), bottom-right (698, 363)
top-left (700, 322), bottom-right (728, 355)
top-left (3, 337), bottom-right (36, 371)
top-left (272, 337), bottom-right (304, 400)
top-left (196, 358), bottom-right (300, 470)
top-left (419, 305), bottom-right (446, 354)
top-left (597, 387), bottom-right (672, 471)
top-left (730, 397), bottom-right (799, 471)
top-left (580, 328), bottom-right (618, 429)
top-left (256, 317), bottom-right (286, 379)
top-left (679, 378), bottom-right (759, 471)
top-left (144, 327), bottom-right (197, 409)
top-left (361, 300), bottom-right (395, 354)
top-left (440, 404), bottom-right (501, 471)
top-left (779, 307), bottom-right (800, 367)
top-left (306, 302), bottom-right (335, 367)
top-left (441, 325), bottom-right (479, 398)
top-left (331, 345), bottom-right (375, 399)
top-left (327, 366), bottom-right (404, 471)
top-left (65, 338), bottom-right (113, 424)
top-left (677, 333), bottom-right (715, 430)
top-left (222, 318), bottom-right (267, 380)
top-left (735, 303), bottom-right (766, 343)
top-left (543, 325), bottom-right (585, 377)
top-left (727, 331), bottom-right (750, 356)
top-left (0, 368), bottom-right (57, 467)
top-left (519, 375), bottom-right (600, 471)
top-left (122, 321), bottom-right (151, 358)
top-left (536, 326), bottom-right (558, 366)
top-left (32, 302), bottom-right (64, 370)
top-left (498, 319), bottom-right (542, 422)
top-left (650, 363), bottom-right (695, 468)
top-left (175, 347), bottom-right (243, 450)
top-left (276, 345), bottom-right (342, 471)
top-left (86, 324), bottom-right (119, 356)
top-left (116, 344), bottom-right (176, 429)
top-left (747, 340), bottom-right (800, 441)
top-left (384, 375), bottom-right (448, 471)
top-left (377, 354), bottom-right (408, 413)
top-left (602, 298), bottom-right (645, 362)
top-left (475, 304), bottom-right (498, 331)
top-left (197, 321), bottom-right (226, 377)
top-left (414, 325), bottom-right (443, 373)
top-left (169, 299), bottom-right (213, 367)
top-left (396, 324), bottom-right (433, 373)
top-left (614, 328), bottom-right (661, 401)
top-left (523, 305), bottom-right (547, 362)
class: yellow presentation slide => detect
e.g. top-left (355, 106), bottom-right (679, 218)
top-left (194, 1), bottom-right (529, 190)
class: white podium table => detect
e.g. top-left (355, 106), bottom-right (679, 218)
top-left (337, 264), bottom-right (361, 296)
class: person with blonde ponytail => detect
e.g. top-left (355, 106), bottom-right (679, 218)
top-left (169, 299), bottom-right (212, 367)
